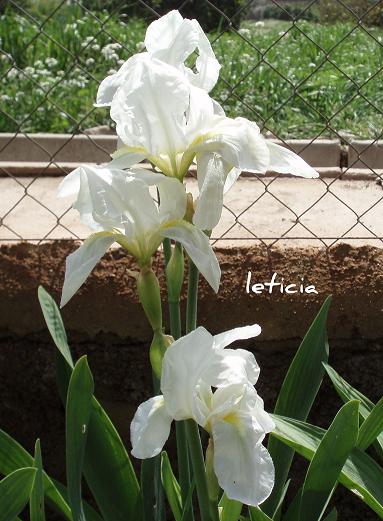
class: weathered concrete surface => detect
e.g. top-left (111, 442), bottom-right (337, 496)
top-left (349, 139), bottom-right (383, 170)
top-left (1, 176), bottom-right (383, 247)
top-left (0, 133), bottom-right (341, 170)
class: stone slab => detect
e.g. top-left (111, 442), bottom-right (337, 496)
top-left (0, 133), bottom-right (341, 171)
top-left (348, 140), bottom-right (383, 170)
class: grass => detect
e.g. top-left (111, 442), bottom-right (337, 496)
top-left (0, 5), bottom-right (382, 139)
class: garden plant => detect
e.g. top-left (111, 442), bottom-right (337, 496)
top-left (1, 10), bottom-right (383, 521)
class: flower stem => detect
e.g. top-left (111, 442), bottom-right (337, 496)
top-left (186, 258), bottom-right (199, 333)
top-left (163, 239), bottom-right (193, 521)
top-left (185, 259), bottom-right (219, 521)
top-left (185, 420), bottom-right (212, 521)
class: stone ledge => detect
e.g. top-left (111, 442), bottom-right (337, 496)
top-left (348, 140), bottom-right (383, 170)
top-left (0, 133), bottom-right (341, 171)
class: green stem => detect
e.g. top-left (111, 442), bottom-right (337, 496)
top-left (185, 420), bottom-right (212, 521)
top-left (186, 258), bottom-right (199, 334)
top-left (185, 260), bottom-right (219, 521)
top-left (169, 301), bottom-right (181, 340)
top-left (163, 239), bottom-right (193, 521)
top-left (163, 237), bottom-right (172, 266)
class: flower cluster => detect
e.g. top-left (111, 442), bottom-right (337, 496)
top-left (131, 325), bottom-right (275, 506)
top-left (57, 9), bottom-right (320, 509)
top-left (59, 9), bottom-right (318, 307)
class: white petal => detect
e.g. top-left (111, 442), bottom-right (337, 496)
top-left (212, 418), bottom-right (275, 506)
top-left (204, 349), bottom-right (260, 388)
top-left (193, 153), bottom-right (231, 231)
top-left (145, 11), bottom-right (220, 92)
top-left (194, 117), bottom-right (270, 173)
top-left (108, 150), bottom-right (146, 170)
top-left (223, 167), bottom-right (241, 194)
top-left (83, 166), bottom-right (160, 235)
top-left (145, 11), bottom-right (197, 66)
top-left (163, 222), bottom-right (221, 293)
top-left (266, 142), bottom-right (319, 178)
top-left (95, 54), bottom-right (149, 107)
top-left (161, 327), bottom-right (216, 420)
top-left (213, 324), bottom-right (262, 350)
top-left (158, 177), bottom-right (187, 223)
top-left (130, 396), bottom-right (173, 459)
top-left (57, 168), bottom-right (81, 199)
top-left (110, 57), bottom-right (189, 157)
top-left (60, 232), bottom-right (116, 307)
top-left (187, 19), bottom-right (221, 92)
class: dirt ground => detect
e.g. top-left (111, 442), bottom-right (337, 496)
top-left (1, 241), bottom-right (383, 340)
top-left (0, 241), bottom-right (383, 519)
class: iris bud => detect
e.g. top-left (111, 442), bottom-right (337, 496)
top-left (150, 331), bottom-right (173, 378)
top-left (165, 243), bottom-right (184, 303)
top-left (137, 267), bottom-right (162, 332)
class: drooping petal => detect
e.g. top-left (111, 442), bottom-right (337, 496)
top-left (213, 324), bottom-right (262, 350)
top-left (266, 141), bottom-right (319, 178)
top-left (161, 327), bottom-right (217, 420)
top-left (162, 221), bottom-right (221, 293)
top-left (204, 348), bottom-right (260, 388)
top-left (157, 177), bottom-right (187, 223)
top-left (223, 167), bottom-right (241, 194)
top-left (193, 153), bottom-right (232, 231)
top-left (60, 232), bottom-right (116, 307)
top-left (251, 395), bottom-right (276, 434)
top-left (193, 117), bottom-right (270, 173)
top-left (212, 417), bottom-right (275, 506)
top-left (110, 57), bottom-right (189, 159)
top-left (130, 395), bottom-right (173, 459)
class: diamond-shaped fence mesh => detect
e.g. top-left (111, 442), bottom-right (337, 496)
top-left (1, 0), bottom-right (382, 251)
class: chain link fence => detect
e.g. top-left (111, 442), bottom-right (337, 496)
top-left (0, 0), bottom-right (382, 249)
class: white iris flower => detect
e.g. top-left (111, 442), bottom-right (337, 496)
top-left (96, 10), bottom-right (221, 107)
top-left (130, 325), bottom-right (275, 506)
top-left (94, 10), bottom-right (319, 232)
top-left (58, 165), bottom-right (220, 306)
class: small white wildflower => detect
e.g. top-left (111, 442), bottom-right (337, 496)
top-left (45, 57), bottom-right (58, 67)
top-left (0, 94), bottom-right (10, 102)
top-left (35, 60), bottom-right (43, 68)
top-left (85, 58), bottom-right (95, 66)
top-left (255, 21), bottom-right (265, 28)
top-left (108, 69), bottom-right (117, 75)
top-left (37, 107), bottom-right (45, 113)
top-left (92, 43), bottom-right (100, 51)
top-left (242, 53), bottom-right (251, 60)
top-left (24, 66), bottom-right (35, 75)
top-left (238, 28), bottom-right (251, 38)
top-left (136, 41), bottom-right (145, 51)
top-left (7, 68), bottom-right (18, 79)
top-left (117, 59), bottom-right (125, 66)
